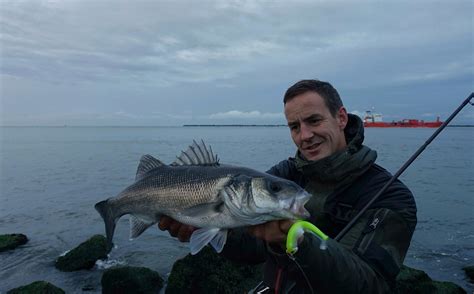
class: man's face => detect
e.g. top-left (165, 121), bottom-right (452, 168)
top-left (284, 91), bottom-right (348, 161)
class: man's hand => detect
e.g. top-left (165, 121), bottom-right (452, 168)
top-left (247, 219), bottom-right (295, 245)
top-left (158, 216), bottom-right (196, 242)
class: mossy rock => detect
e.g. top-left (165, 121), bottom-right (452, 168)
top-left (7, 281), bottom-right (65, 294)
top-left (55, 234), bottom-right (109, 271)
top-left (0, 234), bottom-right (28, 252)
top-left (101, 266), bottom-right (164, 294)
top-left (166, 246), bottom-right (262, 294)
top-left (462, 265), bottom-right (474, 283)
top-left (432, 281), bottom-right (466, 293)
top-left (395, 265), bottom-right (466, 294)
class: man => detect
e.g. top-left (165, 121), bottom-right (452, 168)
top-left (160, 79), bottom-right (417, 293)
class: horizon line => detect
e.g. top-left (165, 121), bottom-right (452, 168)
top-left (1, 124), bottom-right (473, 128)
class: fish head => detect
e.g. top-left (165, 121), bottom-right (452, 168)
top-left (224, 174), bottom-right (311, 224)
top-left (251, 176), bottom-right (311, 220)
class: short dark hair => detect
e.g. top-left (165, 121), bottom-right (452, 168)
top-left (283, 79), bottom-right (343, 117)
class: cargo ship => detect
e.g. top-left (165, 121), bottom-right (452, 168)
top-left (363, 110), bottom-right (443, 128)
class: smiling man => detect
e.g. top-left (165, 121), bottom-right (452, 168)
top-left (285, 87), bottom-right (348, 161)
top-left (159, 79), bottom-right (417, 293)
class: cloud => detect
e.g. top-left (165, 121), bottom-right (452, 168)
top-left (208, 110), bottom-right (283, 120)
top-left (2, 0), bottom-right (470, 88)
top-left (1, 1), bottom-right (472, 125)
top-left (175, 40), bottom-right (279, 63)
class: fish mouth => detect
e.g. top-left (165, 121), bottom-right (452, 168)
top-left (289, 191), bottom-right (311, 219)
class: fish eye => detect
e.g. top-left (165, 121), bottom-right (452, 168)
top-left (269, 181), bottom-right (282, 193)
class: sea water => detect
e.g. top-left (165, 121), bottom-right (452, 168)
top-left (1, 126), bottom-right (473, 292)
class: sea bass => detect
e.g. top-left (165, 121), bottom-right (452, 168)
top-left (95, 140), bottom-right (311, 255)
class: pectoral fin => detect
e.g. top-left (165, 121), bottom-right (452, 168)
top-left (190, 228), bottom-right (228, 255)
top-left (209, 229), bottom-right (228, 253)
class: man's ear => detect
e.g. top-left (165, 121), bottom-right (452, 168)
top-left (337, 107), bottom-right (348, 130)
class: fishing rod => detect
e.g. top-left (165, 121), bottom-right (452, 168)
top-left (333, 92), bottom-right (474, 242)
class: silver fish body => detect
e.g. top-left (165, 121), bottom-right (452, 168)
top-left (95, 141), bottom-right (311, 254)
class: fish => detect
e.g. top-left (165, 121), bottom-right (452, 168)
top-left (95, 140), bottom-right (311, 255)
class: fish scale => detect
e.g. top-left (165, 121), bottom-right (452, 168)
top-left (120, 166), bottom-right (231, 209)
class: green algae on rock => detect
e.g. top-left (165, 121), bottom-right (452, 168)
top-left (395, 265), bottom-right (466, 294)
top-left (55, 234), bottom-right (109, 271)
top-left (101, 266), bottom-right (164, 294)
top-left (166, 246), bottom-right (262, 294)
top-left (0, 234), bottom-right (28, 252)
top-left (7, 281), bottom-right (65, 294)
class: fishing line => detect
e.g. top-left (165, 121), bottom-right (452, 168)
top-left (335, 92), bottom-right (474, 241)
top-left (286, 221), bottom-right (329, 294)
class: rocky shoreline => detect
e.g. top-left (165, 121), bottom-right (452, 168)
top-left (3, 233), bottom-right (472, 293)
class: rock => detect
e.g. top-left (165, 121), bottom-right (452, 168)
top-left (0, 234), bottom-right (28, 252)
top-left (432, 281), bottom-right (467, 293)
top-left (395, 265), bottom-right (466, 293)
top-left (462, 265), bottom-right (474, 283)
top-left (166, 246), bottom-right (262, 294)
top-left (7, 281), bottom-right (65, 294)
top-left (395, 265), bottom-right (437, 293)
top-left (101, 266), bottom-right (164, 294)
top-left (55, 234), bottom-right (109, 271)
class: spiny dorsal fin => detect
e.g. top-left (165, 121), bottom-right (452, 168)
top-left (172, 140), bottom-right (219, 166)
top-left (136, 154), bottom-right (164, 180)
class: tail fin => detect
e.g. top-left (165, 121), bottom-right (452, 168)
top-left (95, 200), bottom-right (116, 251)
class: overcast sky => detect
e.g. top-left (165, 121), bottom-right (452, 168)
top-left (1, 0), bottom-right (473, 126)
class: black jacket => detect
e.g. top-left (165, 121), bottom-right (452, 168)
top-left (222, 115), bottom-right (417, 293)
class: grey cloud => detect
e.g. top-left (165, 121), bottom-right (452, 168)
top-left (1, 0), bottom-right (472, 125)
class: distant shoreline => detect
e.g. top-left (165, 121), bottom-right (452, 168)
top-left (182, 124), bottom-right (287, 127)
top-left (0, 124), bottom-right (473, 128)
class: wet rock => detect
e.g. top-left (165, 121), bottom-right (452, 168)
top-left (7, 281), bottom-right (65, 294)
top-left (55, 234), bottom-right (109, 271)
top-left (395, 265), bottom-right (466, 293)
top-left (101, 266), bottom-right (164, 294)
top-left (462, 265), bottom-right (474, 283)
top-left (166, 246), bottom-right (262, 294)
top-left (0, 234), bottom-right (28, 252)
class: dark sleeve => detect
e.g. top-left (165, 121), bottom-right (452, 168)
top-left (291, 205), bottom-right (415, 293)
top-left (291, 234), bottom-right (391, 293)
top-left (266, 158), bottom-right (306, 187)
top-left (219, 228), bottom-right (267, 265)
top-left (287, 171), bottom-right (417, 292)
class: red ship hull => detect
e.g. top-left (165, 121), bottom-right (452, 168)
top-left (364, 119), bottom-right (443, 128)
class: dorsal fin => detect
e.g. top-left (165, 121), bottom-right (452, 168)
top-left (172, 140), bottom-right (219, 166)
top-left (136, 154), bottom-right (164, 180)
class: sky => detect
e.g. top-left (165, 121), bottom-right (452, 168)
top-left (1, 0), bottom-right (473, 126)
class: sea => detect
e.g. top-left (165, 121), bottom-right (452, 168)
top-left (1, 126), bottom-right (473, 293)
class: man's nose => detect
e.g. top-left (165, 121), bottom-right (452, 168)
top-left (299, 123), bottom-right (313, 141)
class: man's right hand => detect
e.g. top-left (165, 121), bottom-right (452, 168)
top-left (158, 216), bottom-right (196, 242)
